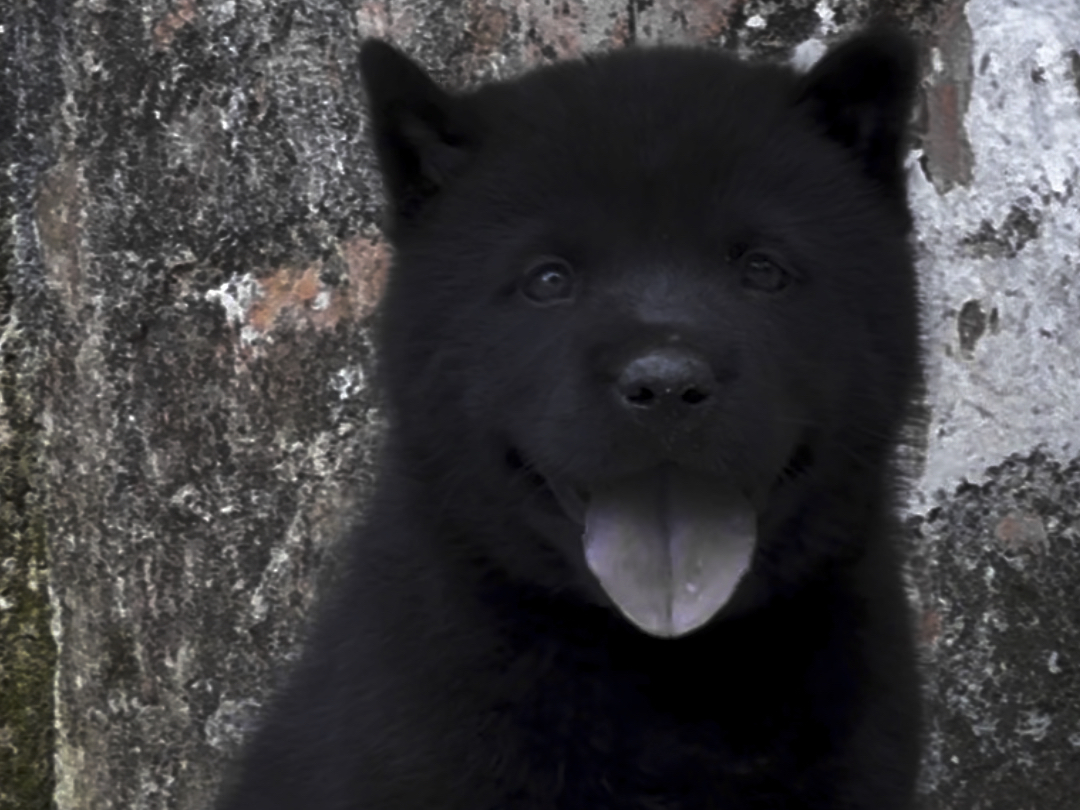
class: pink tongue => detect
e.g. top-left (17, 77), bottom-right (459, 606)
top-left (583, 466), bottom-right (756, 638)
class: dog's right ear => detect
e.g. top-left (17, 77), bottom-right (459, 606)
top-left (360, 41), bottom-right (477, 222)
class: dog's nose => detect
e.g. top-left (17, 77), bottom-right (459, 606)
top-left (615, 348), bottom-right (716, 420)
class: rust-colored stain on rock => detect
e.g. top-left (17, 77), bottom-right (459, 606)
top-left (153, 0), bottom-right (199, 50)
top-left (35, 155), bottom-right (85, 317)
top-left (521, 0), bottom-right (588, 61)
top-left (466, 0), bottom-right (511, 53)
top-left (919, 609), bottom-right (943, 647)
top-left (994, 513), bottom-right (1049, 552)
top-left (245, 235), bottom-right (389, 336)
top-left (339, 234), bottom-right (390, 322)
top-left (921, 0), bottom-right (975, 192)
top-left (647, 0), bottom-right (740, 42)
top-left (356, 1), bottom-right (421, 49)
top-left (607, 11), bottom-right (634, 48)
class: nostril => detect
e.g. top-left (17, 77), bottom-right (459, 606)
top-left (625, 385), bottom-right (656, 406)
top-left (681, 387), bottom-right (708, 405)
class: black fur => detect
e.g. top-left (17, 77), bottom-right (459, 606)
top-left (219, 28), bottom-right (923, 810)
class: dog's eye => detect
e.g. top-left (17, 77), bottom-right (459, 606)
top-left (739, 251), bottom-right (792, 293)
top-left (521, 258), bottom-right (576, 305)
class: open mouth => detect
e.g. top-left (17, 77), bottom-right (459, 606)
top-left (506, 441), bottom-right (815, 639)
top-left (507, 447), bottom-right (785, 639)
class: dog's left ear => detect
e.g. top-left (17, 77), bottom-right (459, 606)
top-left (360, 40), bottom-right (478, 223)
top-left (795, 28), bottom-right (919, 198)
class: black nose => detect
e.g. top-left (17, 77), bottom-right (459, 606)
top-left (615, 348), bottom-right (716, 417)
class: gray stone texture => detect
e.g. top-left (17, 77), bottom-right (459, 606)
top-left (0, 1), bottom-right (1077, 808)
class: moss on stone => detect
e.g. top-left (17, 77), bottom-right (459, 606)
top-left (0, 171), bottom-right (57, 810)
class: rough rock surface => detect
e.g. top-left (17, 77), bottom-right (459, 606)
top-left (1, 1), bottom-right (1078, 808)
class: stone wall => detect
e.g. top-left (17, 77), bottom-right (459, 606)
top-left (2, 1), bottom-right (1078, 808)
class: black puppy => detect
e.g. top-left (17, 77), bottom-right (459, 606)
top-left (220, 27), bottom-right (923, 810)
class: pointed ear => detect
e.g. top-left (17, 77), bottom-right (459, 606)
top-left (360, 40), bottom-right (477, 221)
top-left (795, 28), bottom-right (919, 198)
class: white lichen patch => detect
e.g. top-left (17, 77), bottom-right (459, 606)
top-left (909, 0), bottom-right (1080, 505)
top-left (205, 273), bottom-right (261, 342)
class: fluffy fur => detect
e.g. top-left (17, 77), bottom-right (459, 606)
top-left (219, 28), bottom-right (923, 810)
